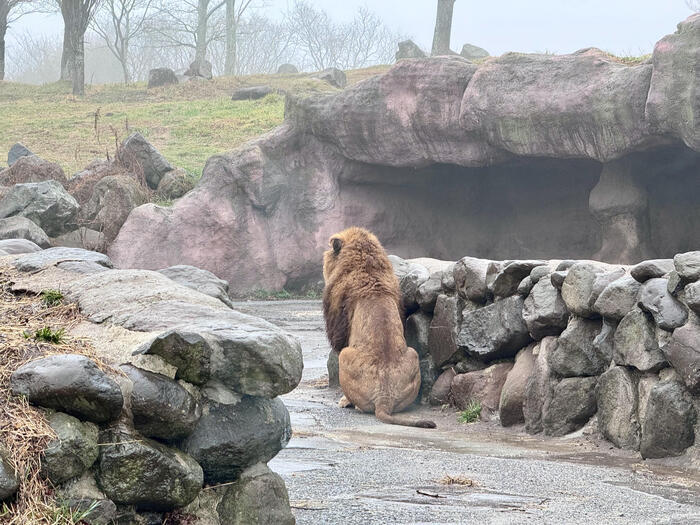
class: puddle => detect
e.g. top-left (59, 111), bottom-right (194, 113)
top-left (269, 457), bottom-right (337, 476)
top-left (286, 435), bottom-right (343, 451)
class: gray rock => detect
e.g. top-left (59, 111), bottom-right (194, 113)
top-left (7, 142), bottom-right (33, 167)
top-left (231, 85), bottom-right (275, 101)
top-left (396, 40), bottom-right (426, 60)
top-left (428, 294), bottom-right (463, 366)
top-left (429, 368), bottom-right (456, 406)
top-left (588, 268), bottom-right (626, 310)
top-left (441, 264), bottom-right (456, 291)
top-left (405, 311), bottom-right (431, 358)
top-left (0, 238), bottom-right (42, 255)
top-left (661, 315), bottom-right (700, 394)
top-left (97, 427), bottom-right (203, 510)
top-left (460, 43), bottom-right (490, 60)
top-left (0, 447), bottom-right (19, 502)
top-left (10, 355), bottom-right (123, 424)
top-left (674, 251), bottom-right (700, 282)
top-left (182, 397), bottom-right (291, 484)
top-left (453, 354), bottom-right (487, 374)
top-left (313, 67), bottom-right (347, 88)
top-left (184, 59), bottom-right (213, 80)
top-left (593, 275), bottom-right (641, 321)
top-left (638, 278), bottom-right (688, 331)
top-left (327, 349), bottom-right (339, 388)
top-left (118, 133), bottom-right (174, 189)
top-left (52, 228), bottom-right (107, 252)
top-left (640, 381), bottom-right (696, 459)
top-left (637, 374), bottom-right (659, 430)
top-left (596, 367), bottom-right (640, 450)
top-left (542, 376), bottom-right (597, 436)
top-left (398, 262), bottom-right (430, 312)
top-left (550, 270), bottom-right (568, 290)
top-left (682, 280), bottom-right (700, 314)
top-left (453, 256), bottom-right (490, 302)
top-left (667, 270), bottom-right (685, 296)
top-left (517, 276), bottom-right (534, 296)
top-left (523, 337), bottom-right (557, 434)
top-left (277, 63), bottom-right (299, 74)
top-left (556, 260), bottom-right (578, 271)
top-left (158, 265), bottom-right (233, 308)
top-left (630, 259), bottom-right (675, 283)
top-left (0, 180), bottom-right (79, 237)
top-left (42, 412), bottom-right (99, 484)
top-left (499, 345), bottom-right (536, 427)
top-left (561, 262), bottom-right (609, 318)
top-left (61, 499), bottom-right (117, 525)
top-left (122, 365), bottom-right (200, 441)
top-left (613, 308), bottom-right (667, 372)
top-left (458, 296), bottom-right (532, 360)
top-left (549, 317), bottom-right (606, 377)
top-left (155, 169), bottom-right (194, 200)
top-left (56, 261), bottom-right (109, 275)
top-left (147, 68), bottom-right (178, 88)
top-left (14, 247), bottom-right (112, 273)
top-left (523, 278), bottom-right (569, 340)
top-left (0, 216), bottom-right (50, 247)
top-left (491, 260), bottom-right (546, 297)
top-left (416, 272), bottom-right (443, 313)
top-left (530, 265), bottom-right (552, 284)
top-left (418, 357), bottom-right (439, 404)
top-left (216, 463), bottom-right (295, 525)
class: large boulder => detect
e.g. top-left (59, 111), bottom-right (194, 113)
top-left (0, 180), bottom-right (79, 237)
top-left (614, 308), bottom-right (667, 372)
top-left (0, 238), bottom-right (42, 255)
top-left (428, 294), bottom-right (463, 366)
top-left (405, 311), bottom-right (431, 358)
top-left (155, 169), bottom-right (195, 200)
top-left (42, 412), bottom-right (99, 484)
top-left (416, 272), bottom-right (443, 312)
top-left (313, 67), bottom-right (347, 88)
top-left (457, 296), bottom-right (531, 360)
top-left (548, 317), bottom-right (607, 377)
top-left (13, 247), bottom-right (112, 273)
top-left (630, 259), bottom-right (675, 282)
top-left (449, 362), bottom-right (514, 418)
top-left (674, 250), bottom-right (700, 282)
top-left (182, 397), bottom-right (291, 484)
top-left (453, 257), bottom-right (491, 303)
top-left (596, 367), bottom-right (640, 450)
top-left (52, 227), bottom-right (107, 252)
top-left (640, 381), bottom-right (696, 459)
top-left (10, 355), bottom-right (123, 424)
top-left (122, 365), bottom-right (201, 441)
top-left (277, 63), bottom-right (299, 74)
top-left (7, 142), bottom-right (33, 167)
top-left (78, 175), bottom-right (148, 242)
top-left (0, 447), bottom-right (19, 502)
top-left (231, 85), bottom-right (275, 100)
top-left (542, 376), bottom-right (597, 436)
top-left (148, 68), bottom-right (178, 89)
top-left (429, 368), bottom-right (456, 406)
top-left (523, 337), bottom-right (557, 434)
top-left (490, 260), bottom-right (546, 297)
top-left (396, 40), bottom-right (426, 61)
top-left (499, 345), bottom-right (536, 426)
top-left (522, 277), bottom-right (569, 340)
top-left (393, 258), bottom-right (430, 313)
top-left (158, 264), bottom-right (233, 308)
top-left (561, 262), bottom-right (610, 318)
top-left (662, 315), bottom-right (700, 394)
top-left (97, 427), bottom-right (203, 510)
top-left (0, 154), bottom-right (67, 186)
top-left (0, 216), bottom-right (50, 247)
top-left (593, 274), bottom-right (641, 321)
top-left (216, 463), bottom-right (295, 525)
top-left (637, 278), bottom-right (688, 331)
top-left (184, 59), bottom-right (213, 80)
top-left (460, 43), bottom-right (490, 60)
top-left (118, 133), bottom-right (174, 189)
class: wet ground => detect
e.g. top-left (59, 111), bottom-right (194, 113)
top-left (231, 300), bottom-right (700, 525)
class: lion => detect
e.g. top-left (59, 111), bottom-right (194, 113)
top-left (322, 227), bottom-right (436, 428)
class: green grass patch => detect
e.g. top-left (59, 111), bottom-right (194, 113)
top-left (457, 400), bottom-right (482, 423)
top-left (41, 289), bottom-right (64, 307)
top-left (26, 327), bottom-right (66, 344)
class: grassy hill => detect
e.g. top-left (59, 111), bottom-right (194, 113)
top-left (0, 66), bottom-right (389, 178)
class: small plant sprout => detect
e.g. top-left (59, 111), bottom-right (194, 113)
top-left (457, 400), bottom-right (482, 423)
top-left (31, 327), bottom-right (66, 344)
top-left (41, 289), bottom-right (64, 307)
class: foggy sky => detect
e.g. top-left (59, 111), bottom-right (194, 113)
top-left (10, 0), bottom-right (697, 57)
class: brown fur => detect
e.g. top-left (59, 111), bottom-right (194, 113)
top-left (322, 227), bottom-right (436, 429)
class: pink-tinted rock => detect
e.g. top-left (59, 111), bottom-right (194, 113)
top-left (449, 362), bottom-right (514, 418)
top-left (429, 368), bottom-right (456, 406)
top-left (499, 345), bottom-right (536, 426)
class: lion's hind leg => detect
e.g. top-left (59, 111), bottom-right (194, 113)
top-left (338, 345), bottom-right (374, 413)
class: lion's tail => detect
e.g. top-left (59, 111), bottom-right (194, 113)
top-left (375, 407), bottom-right (436, 429)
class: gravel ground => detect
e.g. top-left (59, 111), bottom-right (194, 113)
top-left (231, 300), bottom-right (700, 525)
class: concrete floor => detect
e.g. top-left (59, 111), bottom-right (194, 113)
top-left (231, 300), bottom-right (700, 525)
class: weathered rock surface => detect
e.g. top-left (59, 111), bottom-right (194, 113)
top-left (588, 268), bottom-right (627, 310)
top-left (453, 256), bottom-right (490, 303)
top-left (158, 264), bottom-right (233, 308)
top-left (231, 85), bottom-right (275, 100)
top-left (662, 316), bottom-right (700, 394)
top-left (217, 463), bottom-right (295, 525)
top-left (148, 68), bottom-right (178, 88)
top-left (0, 447), bottom-right (19, 502)
top-left (523, 337), bottom-right (557, 434)
top-left (393, 258), bottom-right (430, 312)
top-left (614, 308), bottom-right (667, 372)
top-left (10, 355), bottom-right (123, 423)
top-left (674, 250), bottom-right (700, 282)
top-left (428, 294), bottom-right (463, 366)
top-left (416, 272), bottom-right (443, 313)
top-left (277, 63), bottom-right (299, 74)
top-left (14, 247), bottom-right (112, 272)
top-left (118, 133), bottom-right (173, 189)
top-left (549, 317), bottom-right (606, 377)
top-left (184, 59), bottom-right (213, 80)
top-left (0, 154), bottom-right (67, 186)
top-left (561, 262), bottom-right (609, 318)
top-left (183, 397), bottom-right (291, 483)
top-left (523, 278), bottom-right (569, 340)
top-left (631, 259), bottom-right (675, 282)
top-left (405, 311), bottom-right (430, 358)
top-left (593, 274), bottom-right (641, 321)
top-left (429, 368), bottom-right (456, 406)
top-left (327, 349), bottom-right (340, 388)
top-left (596, 367), bottom-right (640, 450)
top-left (0, 238), bottom-right (42, 255)
top-left (156, 169), bottom-right (194, 200)
top-left (7, 142), bottom-right (33, 167)
top-left (640, 381), bottom-right (696, 459)
top-left (52, 227), bottom-right (107, 252)
top-left (97, 427), bottom-right (203, 510)
top-left (460, 43), bottom-right (489, 60)
top-left (542, 376), bottom-right (597, 436)
top-left (491, 260), bottom-right (546, 297)
top-left (122, 365), bottom-right (201, 441)
top-left (0, 216), bottom-right (50, 247)
top-left (499, 345), bottom-right (536, 426)
top-left (419, 357), bottom-right (439, 403)
top-left (42, 412), bottom-right (99, 484)
top-left (0, 180), bottom-right (79, 236)
top-left (313, 67), bottom-right (347, 88)
top-left (450, 362), bottom-right (513, 418)
top-left (458, 296), bottom-right (531, 360)
top-left (396, 39), bottom-right (426, 60)
top-left (637, 278), bottom-right (688, 331)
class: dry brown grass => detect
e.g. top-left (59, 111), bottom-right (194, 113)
top-left (0, 262), bottom-right (113, 524)
top-left (437, 475), bottom-right (477, 487)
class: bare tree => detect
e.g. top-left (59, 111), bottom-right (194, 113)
top-left (0, 0), bottom-right (39, 80)
top-left (150, 0), bottom-right (225, 67)
top-left (431, 0), bottom-right (455, 56)
top-left (687, 0), bottom-right (700, 12)
top-left (223, 0), bottom-right (257, 75)
top-left (91, 0), bottom-right (153, 83)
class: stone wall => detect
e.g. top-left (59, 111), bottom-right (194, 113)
top-left (332, 252), bottom-right (700, 461)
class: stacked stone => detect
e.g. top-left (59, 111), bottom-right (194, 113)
top-left (337, 252), bottom-right (699, 460)
top-left (3, 247), bottom-right (301, 524)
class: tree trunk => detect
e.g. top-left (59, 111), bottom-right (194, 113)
top-left (60, 21), bottom-right (74, 81)
top-left (0, 23), bottom-right (6, 81)
top-left (195, 0), bottom-right (208, 64)
top-left (431, 0), bottom-right (456, 56)
top-left (72, 32), bottom-right (84, 95)
top-left (224, 0), bottom-right (236, 75)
